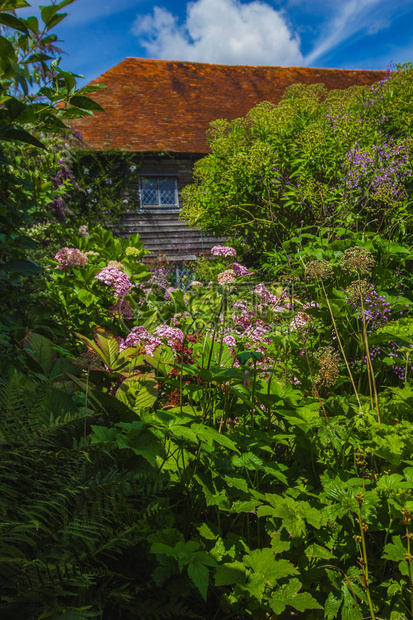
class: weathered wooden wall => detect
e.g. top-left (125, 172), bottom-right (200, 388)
top-left (114, 154), bottom-right (225, 258)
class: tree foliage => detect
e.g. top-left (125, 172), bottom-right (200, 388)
top-left (181, 67), bottom-right (413, 257)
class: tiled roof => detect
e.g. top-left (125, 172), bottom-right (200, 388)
top-left (73, 58), bottom-right (385, 153)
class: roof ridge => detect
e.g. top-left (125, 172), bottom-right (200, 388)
top-left (121, 57), bottom-right (384, 73)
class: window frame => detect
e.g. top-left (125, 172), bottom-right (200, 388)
top-left (139, 175), bottom-right (179, 209)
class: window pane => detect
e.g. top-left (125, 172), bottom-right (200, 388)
top-left (141, 177), bottom-right (158, 205)
top-left (158, 177), bottom-right (177, 205)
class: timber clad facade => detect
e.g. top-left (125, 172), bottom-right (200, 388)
top-left (117, 154), bottom-right (226, 257)
top-left (72, 58), bottom-right (385, 257)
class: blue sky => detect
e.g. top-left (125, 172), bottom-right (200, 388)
top-left (20, 0), bottom-right (413, 85)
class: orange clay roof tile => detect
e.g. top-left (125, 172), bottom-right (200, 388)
top-left (72, 58), bottom-right (385, 153)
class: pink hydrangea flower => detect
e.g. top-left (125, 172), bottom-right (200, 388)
top-left (95, 265), bottom-right (131, 298)
top-left (119, 326), bottom-right (162, 356)
top-left (223, 334), bottom-right (237, 348)
top-left (211, 245), bottom-right (237, 257)
top-left (233, 262), bottom-right (250, 277)
top-left (254, 283), bottom-right (278, 304)
top-left (164, 286), bottom-right (177, 301)
top-left (154, 325), bottom-right (184, 350)
top-left (55, 247), bottom-right (88, 270)
top-left (171, 312), bottom-right (192, 326)
top-left (217, 269), bottom-right (236, 285)
top-left (78, 225), bottom-right (89, 237)
top-left (290, 312), bottom-right (312, 330)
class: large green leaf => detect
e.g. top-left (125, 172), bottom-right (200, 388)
top-left (69, 95), bottom-right (104, 112)
top-left (115, 373), bottom-right (158, 411)
top-left (93, 328), bottom-right (119, 368)
top-left (269, 578), bottom-right (322, 614)
top-left (0, 258), bottom-right (41, 275)
top-left (191, 423), bottom-right (240, 453)
top-left (0, 126), bottom-right (45, 149)
top-left (0, 12), bottom-right (28, 34)
top-left (23, 332), bottom-right (57, 376)
top-left (187, 563), bottom-right (209, 600)
top-left (214, 561), bottom-right (246, 586)
top-left (243, 548), bottom-right (297, 584)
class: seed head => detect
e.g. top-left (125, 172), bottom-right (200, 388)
top-left (72, 349), bottom-right (103, 370)
top-left (345, 279), bottom-right (374, 302)
top-left (316, 346), bottom-right (340, 387)
top-left (305, 259), bottom-right (333, 282)
top-left (341, 246), bottom-right (375, 274)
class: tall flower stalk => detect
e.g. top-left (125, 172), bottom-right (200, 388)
top-left (305, 259), bottom-right (363, 414)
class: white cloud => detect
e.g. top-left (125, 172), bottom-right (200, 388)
top-left (304, 0), bottom-right (409, 66)
top-left (133, 0), bottom-right (303, 66)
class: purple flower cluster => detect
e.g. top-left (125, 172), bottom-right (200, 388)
top-left (95, 266), bottom-right (131, 298)
top-left (217, 269), bottom-right (236, 285)
top-left (253, 283), bottom-right (278, 304)
top-left (52, 160), bottom-right (75, 188)
top-left (149, 267), bottom-right (170, 289)
top-left (119, 326), bottom-right (161, 356)
top-left (211, 245), bottom-right (237, 257)
top-left (171, 312), bottom-right (192, 326)
top-left (55, 247), bottom-right (88, 270)
top-left (49, 196), bottom-right (67, 221)
top-left (233, 262), bottom-right (251, 277)
top-left (290, 311), bottom-right (312, 331)
top-left (347, 287), bottom-right (392, 333)
top-left (164, 287), bottom-right (177, 301)
top-left (154, 325), bottom-right (185, 349)
top-left (232, 300), bottom-right (256, 329)
top-left (342, 139), bottom-right (411, 201)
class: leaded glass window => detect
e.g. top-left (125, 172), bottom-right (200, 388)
top-left (140, 177), bottom-right (178, 207)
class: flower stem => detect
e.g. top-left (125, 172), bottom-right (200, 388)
top-left (320, 280), bottom-right (363, 414)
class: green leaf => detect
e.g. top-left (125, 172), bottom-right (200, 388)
top-left (214, 561), bottom-right (246, 586)
top-left (115, 373), bottom-right (158, 410)
top-left (93, 328), bottom-right (119, 368)
top-left (0, 126), bottom-right (45, 149)
top-left (23, 332), bottom-right (56, 376)
top-left (324, 591), bottom-right (342, 619)
top-left (305, 543), bottom-right (335, 560)
top-left (383, 536), bottom-right (406, 562)
top-left (187, 563), bottom-right (209, 600)
top-left (46, 13), bottom-right (68, 29)
top-left (197, 523), bottom-right (217, 540)
top-left (0, 258), bottom-right (41, 275)
top-left (0, 34), bottom-right (15, 59)
top-left (40, 4), bottom-right (57, 25)
top-left (376, 473), bottom-right (405, 492)
top-left (230, 500), bottom-right (259, 513)
top-left (69, 95), bottom-right (104, 112)
top-left (243, 548), bottom-right (297, 584)
top-left (191, 423), bottom-right (240, 453)
top-left (243, 572), bottom-right (266, 602)
top-left (0, 12), bottom-right (29, 34)
top-left (269, 578), bottom-right (322, 614)
top-left (22, 16), bottom-right (38, 33)
top-left (224, 475), bottom-right (249, 493)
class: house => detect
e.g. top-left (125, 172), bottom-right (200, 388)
top-left (72, 58), bottom-right (385, 258)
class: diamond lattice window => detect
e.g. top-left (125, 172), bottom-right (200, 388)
top-left (140, 177), bottom-right (178, 207)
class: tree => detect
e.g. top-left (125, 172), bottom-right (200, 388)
top-left (0, 0), bottom-right (105, 370)
top-left (181, 69), bottom-right (413, 259)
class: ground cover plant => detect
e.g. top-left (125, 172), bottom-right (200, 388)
top-left (3, 2), bottom-right (413, 617)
